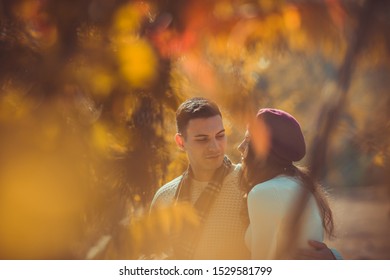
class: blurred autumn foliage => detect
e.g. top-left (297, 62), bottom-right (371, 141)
top-left (0, 0), bottom-right (389, 259)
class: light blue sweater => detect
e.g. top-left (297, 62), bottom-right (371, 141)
top-left (245, 175), bottom-right (324, 259)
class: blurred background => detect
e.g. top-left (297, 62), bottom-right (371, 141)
top-left (0, 0), bottom-right (389, 259)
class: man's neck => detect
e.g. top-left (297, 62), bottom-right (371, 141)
top-left (191, 169), bottom-right (215, 182)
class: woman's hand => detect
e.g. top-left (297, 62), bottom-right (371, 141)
top-left (295, 240), bottom-right (337, 260)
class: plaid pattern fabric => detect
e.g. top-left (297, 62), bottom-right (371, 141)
top-left (172, 156), bottom-right (233, 259)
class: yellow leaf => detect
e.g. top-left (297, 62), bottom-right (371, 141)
top-left (283, 5), bottom-right (301, 32)
top-left (113, 4), bottom-right (141, 35)
top-left (90, 69), bottom-right (114, 98)
top-left (373, 152), bottom-right (385, 167)
top-left (117, 39), bottom-right (158, 87)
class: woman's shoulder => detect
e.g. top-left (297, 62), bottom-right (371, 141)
top-left (250, 175), bottom-right (300, 194)
top-left (247, 175), bottom-right (302, 205)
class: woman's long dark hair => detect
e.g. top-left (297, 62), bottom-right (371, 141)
top-left (241, 143), bottom-right (335, 238)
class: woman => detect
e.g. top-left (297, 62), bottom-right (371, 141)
top-left (238, 108), bottom-right (334, 259)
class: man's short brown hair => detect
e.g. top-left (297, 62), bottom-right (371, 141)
top-left (176, 97), bottom-right (222, 137)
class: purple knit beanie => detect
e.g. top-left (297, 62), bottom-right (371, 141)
top-left (255, 108), bottom-right (306, 162)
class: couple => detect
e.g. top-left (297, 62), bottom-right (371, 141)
top-left (150, 97), bottom-right (339, 260)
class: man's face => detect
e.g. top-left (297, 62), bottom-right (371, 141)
top-left (176, 115), bottom-right (226, 181)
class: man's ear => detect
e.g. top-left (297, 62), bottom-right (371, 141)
top-left (175, 133), bottom-right (185, 151)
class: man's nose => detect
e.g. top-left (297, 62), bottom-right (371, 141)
top-left (208, 138), bottom-right (219, 151)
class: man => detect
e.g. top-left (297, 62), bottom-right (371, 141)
top-left (150, 97), bottom-right (339, 260)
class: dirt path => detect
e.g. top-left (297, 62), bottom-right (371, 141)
top-left (325, 185), bottom-right (390, 259)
